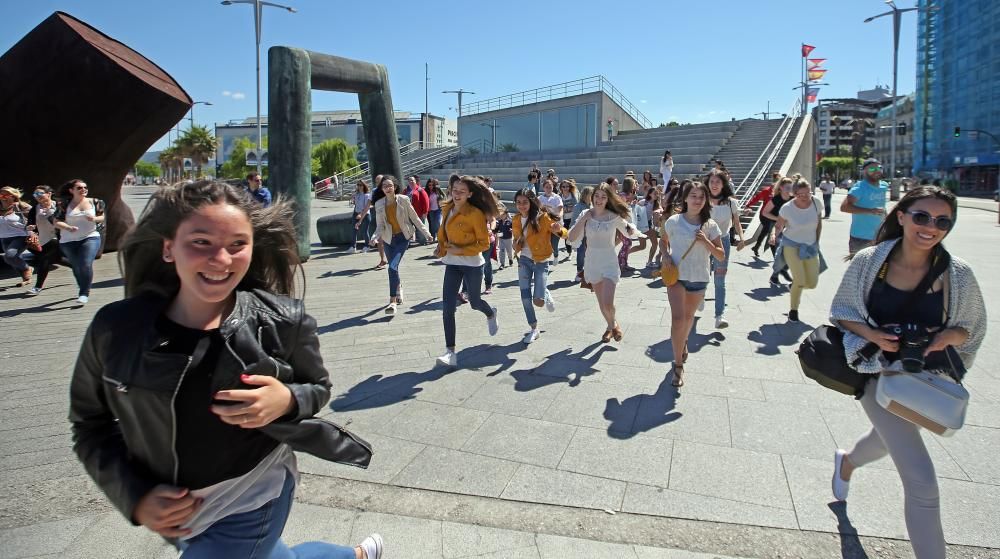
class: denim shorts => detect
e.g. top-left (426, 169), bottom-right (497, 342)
top-left (677, 279), bottom-right (708, 292)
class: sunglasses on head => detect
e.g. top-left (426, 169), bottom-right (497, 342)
top-left (907, 210), bottom-right (953, 231)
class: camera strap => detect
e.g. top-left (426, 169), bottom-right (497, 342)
top-left (867, 243), bottom-right (951, 327)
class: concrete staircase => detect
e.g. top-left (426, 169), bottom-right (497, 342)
top-left (422, 121), bottom-right (742, 201)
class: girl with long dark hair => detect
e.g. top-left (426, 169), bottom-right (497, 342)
top-left (373, 175), bottom-right (431, 315)
top-left (513, 188), bottom-right (566, 343)
top-left (71, 180), bottom-right (382, 558)
top-left (54, 179), bottom-right (105, 304)
top-left (435, 176), bottom-right (501, 367)
top-left (659, 150), bottom-right (673, 185)
top-left (425, 178), bottom-right (445, 241)
top-left (568, 182), bottom-right (643, 342)
top-left (830, 186), bottom-right (985, 559)
top-left (559, 179), bottom-right (578, 258)
top-left (706, 169), bottom-right (746, 328)
top-left (350, 180), bottom-right (372, 253)
top-left (663, 178), bottom-right (683, 213)
top-left (660, 182), bottom-right (725, 387)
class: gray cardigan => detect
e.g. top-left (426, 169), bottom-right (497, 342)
top-left (829, 239), bottom-right (986, 375)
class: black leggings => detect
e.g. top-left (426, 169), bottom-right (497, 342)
top-left (29, 240), bottom-right (60, 288)
top-left (752, 218), bottom-right (775, 253)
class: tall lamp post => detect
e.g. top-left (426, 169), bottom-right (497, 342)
top-left (865, 1), bottom-right (924, 182)
top-left (188, 100), bottom-right (213, 130)
top-left (221, 0), bottom-right (297, 175)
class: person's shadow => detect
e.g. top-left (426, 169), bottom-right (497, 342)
top-left (405, 298), bottom-right (443, 314)
top-left (828, 502), bottom-right (871, 558)
top-left (317, 268), bottom-right (369, 279)
top-left (645, 317), bottom-right (724, 364)
top-left (747, 320), bottom-right (814, 356)
top-left (604, 375), bottom-right (681, 439)
top-left (744, 286), bottom-right (786, 302)
top-left (317, 306), bottom-right (392, 334)
top-left (330, 365), bottom-right (451, 411)
top-left (514, 341), bottom-right (611, 388)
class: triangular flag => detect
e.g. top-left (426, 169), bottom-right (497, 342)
top-left (806, 88), bottom-right (820, 103)
top-left (808, 58), bottom-right (827, 68)
top-left (808, 69), bottom-right (827, 81)
top-left (802, 44), bottom-right (816, 57)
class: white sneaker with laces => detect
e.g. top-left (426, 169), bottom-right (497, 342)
top-left (363, 246), bottom-right (370, 253)
top-left (715, 316), bottom-right (729, 329)
top-left (384, 302), bottom-right (397, 315)
top-left (832, 449), bottom-right (850, 502)
top-left (487, 307), bottom-right (499, 336)
top-left (349, 246), bottom-right (357, 254)
top-left (26, 287), bottom-right (41, 296)
top-left (436, 350), bottom-right (458, 367)
top-left (358, 533), bottom-right (384, 559)
top-left (544, 294), bottom-right (556, 313)
top-left (77, 295), bottom-right (89, 305)
top-left (522, 329), bottom-right (540, 344)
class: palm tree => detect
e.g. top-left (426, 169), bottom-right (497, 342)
top-left (158, 146), bottom-right (182, 183)
top-left (176, 125), bottom-right (217, 178)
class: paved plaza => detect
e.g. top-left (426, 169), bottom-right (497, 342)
top-left (1, 188), bottom-right (999, 558)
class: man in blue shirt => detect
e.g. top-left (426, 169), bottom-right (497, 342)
top-left (840, 158), bottom-right (888, 255)
top-left (246, 172), bottom-right (272, 207)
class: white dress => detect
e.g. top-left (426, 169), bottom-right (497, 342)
top-left (582, 210), bottom-right (632, 284)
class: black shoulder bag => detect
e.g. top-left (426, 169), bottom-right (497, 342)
top-left (797, 245), bottom-right (950, 398)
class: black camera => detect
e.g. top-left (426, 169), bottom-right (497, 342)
top-left (886, 324), bottom-right (933, 373)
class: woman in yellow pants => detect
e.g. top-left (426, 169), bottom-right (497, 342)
top-left (770, 179), bottom-right (823, 322)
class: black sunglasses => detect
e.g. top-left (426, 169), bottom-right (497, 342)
top-left (907, 210), bottom-right (953, 231)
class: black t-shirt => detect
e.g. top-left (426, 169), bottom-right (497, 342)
top-left (157, 315), bottom-right (279, 489)
top-left (770, 193), bottom-right (789, 217)
top-left (868, 283), bottom-right (949, 369)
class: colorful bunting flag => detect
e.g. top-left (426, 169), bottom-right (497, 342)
top-left (802, 44), bottom-right (816, 57)
top-left (806, 88), bottom-right (819, 103)
top-left (808, 58), bottom-right (827, 69)
top-left (808, 69), bottom-right (827, 81)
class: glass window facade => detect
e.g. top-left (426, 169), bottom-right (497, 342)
top-left (458, 102), bottom-right (597, 153)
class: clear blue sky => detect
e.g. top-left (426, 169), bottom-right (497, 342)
top-left (2, 0), bottom-right (919, 151)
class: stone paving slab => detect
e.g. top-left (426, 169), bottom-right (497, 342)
top-left (2, 189), bottom-right (999, 556)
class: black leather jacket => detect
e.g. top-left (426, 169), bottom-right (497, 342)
top-left (69, 289), bottom-right (372, 523)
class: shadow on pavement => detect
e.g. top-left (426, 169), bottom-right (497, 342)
top-left (0, 297), bottom-right (81, 318)
top-left (318, 268), bottom-right (371, 279)
top-left (645, 318), bottom-right (725, 363)
top-left (827, 502), bottom-right (871, 559)
top-left (511, 341), bottom-right (611, 388)
top-left (744, 285), bottom-right (786, 302)
top-left (747, 321), bottom-right (814, 356)
top-left (604, 375), bottom-right (680, 439)
top-left (317, 306), bottom-right (392, 334)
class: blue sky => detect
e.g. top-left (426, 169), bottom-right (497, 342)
top-left (2, 0), bottom-right (919, 151)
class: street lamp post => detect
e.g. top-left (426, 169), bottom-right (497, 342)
top-left (189, 101), bottom-right (213, 130)
top-left (865, 1), bottom-right (922, 182)
top-left (221, 0), bottom-right (297, 175)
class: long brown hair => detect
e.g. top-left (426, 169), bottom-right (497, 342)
top-left (875, 185), bottom-right (957, 244)
top-left (458, 175), bottom-right (499, 217)
top-left (593, 182), bottom-right (631, 220)
top-left (680, 181), bottom-right (713, 224)
top-left (119, 180), bottom-right (300, 299)
top-left (514, 188), bottom-right (543, 233)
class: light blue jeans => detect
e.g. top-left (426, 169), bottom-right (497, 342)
top-left (518, 255), bottom-right (550, 326)
top-left (177, 474), bottom-right (355, 558)
top-left (384, 233), bottom-right (409, 298)
top-left (710, 235), bottom-right (732, 318)
top-left (60, 236), bottom-right (101, 296)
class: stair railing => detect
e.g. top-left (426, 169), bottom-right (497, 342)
top-left (735, 99), bottom-right (802, 212)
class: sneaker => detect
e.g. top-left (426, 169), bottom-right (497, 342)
top-left (715, 316), bottom-right (729, 329)
top-left (487, 307), bottom-right (500, 336)
top-left (522, 329), bottom-right (540, 344)
top-left (358, 533), bottom-right (384, 559)
top-left (26, 287), bottom-right (42, 296)
top-left (551, 258), bottom-right (558, 267)
top-left (788, 310), bottom-right (800, 322)
top-left (544, 294), bottom-right (556, 313)
top-left (77, 295), bottom-right (89, 305)
top-left (363, 246), bottom-right (370, 253)
top-left (349, 247), bottom-right (357, 254)
top-left (646, 261), bottom-right (656, 269)
top-left (437, 350), bottom-right (458, 367)
top-left (780, 270), bottom-right (794, 283)
top-left (769, 274), bottom-right (781, 287)
top-left (384, 302), bottom-right (397, 315)
top-left (483, 288), bottom-right (492, 295)
top-left (832, 449), bottom-right (850, 502)
top-left (752, 248), bottom-right (760, 258)
top-left (508, 260), bottom-right (513, 267)
top-left (397, 288), bottom-right (404, 304)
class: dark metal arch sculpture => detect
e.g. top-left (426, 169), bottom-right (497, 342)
top-left (268, 47), bottom-right (402, 261)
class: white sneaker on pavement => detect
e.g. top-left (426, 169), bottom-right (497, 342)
top-left (397, 287), bottom-right (404, 304)
top-left (77, 295), bottom-right (89, 305)
top-left (26, 287), bottom-right (41, 296)
top-left (487, 307), bottom-right (500, 336)
top-left (522, 329), bottom-right (540, 344)
top-left (832, 449), bottom-right (850, 502)
top-left (436, 350), bottom-right (458, 368)
top-left (384, 302), bottom-right (397, 315)
top-left (358, 533), bottom-right (384, 559)
top-left (544, 294), bottom-right (556, 313)
top-left (715, 316), bottom-right (729, 329)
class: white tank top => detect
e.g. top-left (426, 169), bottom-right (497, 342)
top-left (60, 203), bottom-right (101, 243)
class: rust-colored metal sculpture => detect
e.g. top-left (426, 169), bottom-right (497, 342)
top-left (0, 12), bottom-right (191, 250)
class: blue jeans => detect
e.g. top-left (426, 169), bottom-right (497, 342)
top-left (1, 235), bottom-right (29, 272)
top-left (443, 264), bottom-right (494, 348)
top-left (518, 256), bottom-right (550, 326)
top-left (550, 233), bottom-right (560, 261)
top-left (710, 235), bottom-right (732, 318)
top-left (351, 212), bottom-right (370, 247)
top-left (428, 209), bottom-right (442, 239)
top-left (177, 474), bottom-right (355, 558)
top-left (459, 244), bottom-right (494, 292)
top-left (385, 233), bottom-right (409, 298)
top-left (678, 280), bottom-right (708, 293)
top-left (60, 236), bottom-right (101, 296)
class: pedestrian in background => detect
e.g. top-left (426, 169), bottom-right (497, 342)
top-left (496, 204), bottom-right (514, 269)
top-left (25, 185), bottom-right (61, 295)
top-left (818, 174), bottom-right (836, 219)
top-left (350, 180), bottom-right (372, 254)
top-left (771, 179), bottom-right (823, 322)
top-left (841, 158), bottom-right (888, 255)
top-left (246, 172), bottom-right (271, 207)
top-left (54, 179), bottom-right (104, 304)
top-left (426, 178), bottom-right (444, 241)
top-left (659, 150), bottom-right (673, 185)
top-left (0, 186), bottom-right (32, 286)
top-left (373, 175), bottom-right (431, 315)
top-left (408, 176), bottom-right (431, 245)
top-left (559, 179), bottom-right (578, 258)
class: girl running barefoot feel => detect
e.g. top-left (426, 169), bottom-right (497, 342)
top-left (512, 189), bottom-right (567, 344)
top-left (706, 169), bottom-right (746, 328)
top-left (568, 182), bottom-right (644, 343)
top-left (435, 176), bottom-right (500, 367)
top-left (69, 180), bottom-right (381, 558)
top-left (661, 181), bottom-right (725, 387)
top-left (373, 175), bottom-right (431, 315)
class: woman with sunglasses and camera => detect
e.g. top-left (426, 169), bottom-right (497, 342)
top-left (829, 186), bottom-right (986, 559)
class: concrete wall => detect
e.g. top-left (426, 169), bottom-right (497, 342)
top-left (782, 115), bottom-right (817, 181)
top-left (600, 95), bottom-right (643, 137)
top-left (460, 92), bottom-right (603, 124)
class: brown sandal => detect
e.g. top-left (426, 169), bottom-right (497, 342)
top-left (612, 322), bottom-right (623, 342)
top-left (682, 344), bottom-right (689, 364)
top-left (672, 363), bottom-right (685, 387)
top-left (601, 329), bottom-right (613, 343)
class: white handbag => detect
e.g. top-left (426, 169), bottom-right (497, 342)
top-left (875, 369), bottom-right (968, 437)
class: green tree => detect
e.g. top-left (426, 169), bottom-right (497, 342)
top-left (134, 160), bottom-right (161, 179)
top-left (817, 156), bottom-right (855, 182)
top-left (311, 138), bottom-right (358, 179)
top-left (497, 142), bottom-right (519, 152)
top-left (219, 136), bottom-right (269, 179)
top-left (158, 146), bottom-right (182, 182)
top-left (175, 125), bottom-right (217, 177)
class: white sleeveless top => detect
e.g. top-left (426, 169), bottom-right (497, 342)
top-left (60, 203), bottom-right (101, 243)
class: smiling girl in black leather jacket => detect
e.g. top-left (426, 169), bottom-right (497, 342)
top-left (69, 180), bottom-right (382, 559)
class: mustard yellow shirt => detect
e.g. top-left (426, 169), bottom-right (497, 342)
top-left (385, 199), bottom-right (402, 235)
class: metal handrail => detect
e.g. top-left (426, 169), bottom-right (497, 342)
top-left (314, 140), bottom-right (428, 198)
top-left (735, 100), bottom-right (802, 212)
top-left (460, 75), bottom-right (653, 129)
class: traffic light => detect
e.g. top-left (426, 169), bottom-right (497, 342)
top-left (897, 123), bottom-right (907, 136)
top-left (954, 126), bottom-right (961, 137)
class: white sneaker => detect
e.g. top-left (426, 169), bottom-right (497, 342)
top-left (832, 449), bottom-right (850, 502)
top-left (698, 299), bottom-right (705, 312)
top-left (397, 287), bottom-right (404, 304)
top-left (358, 533), bottom-right (384, 559)
top-left (436, 350), bottom-right (458, 367)
top-left (349, 247), bottom-right (357, 254)
top-left (384, 302), bottom-right (397, 315)
top-left (26, 287), bottom-right (41, 296)
top-left (715, 316), bottom-right (729, 329)
top-left (77, 295), bottom-right (89, 305)
top-left (522, 329), bottom-right (540, 344)
top-left (544, 294), bottom-right (556, 313)
top-left (363, 246), bottom-right (370, 253)
top-left (487, 307), bottom-right (499, 336)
